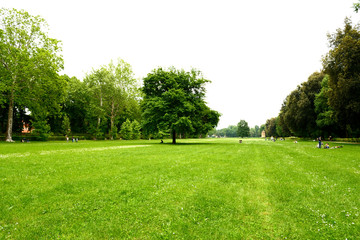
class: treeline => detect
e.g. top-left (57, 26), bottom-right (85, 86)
top-left (209, 120), bottom-right (265, 138)
top-left (0, 8), bottom-right (144, 140)
top-left (0, 8), bottom-right (219, 142)
top-left (0, 58), bottom-right (142, 140)
top-left (264, 18), bottom-right (360, 138)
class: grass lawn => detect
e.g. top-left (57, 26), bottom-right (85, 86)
top-left (0, 138), bottom-right (359, 239)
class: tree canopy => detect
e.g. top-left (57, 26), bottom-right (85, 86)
top-left (278, 72), bottom-right (324, 137)
top-left (0, 8), bottom-right (64, 141)
top-left (323, 18), bottom-right (360, 136)
top-left (141, 67), bottom-right (220, 144)
top-left (268, 18), bottom-right (360, 138)
top-left (237, 120), bottom-right (250, 138)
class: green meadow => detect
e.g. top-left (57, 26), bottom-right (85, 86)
top-left (0, 138), bottom-right (359, 239)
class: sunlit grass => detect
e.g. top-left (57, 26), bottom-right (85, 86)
top-left (0, 138), bottom-right (359, 239)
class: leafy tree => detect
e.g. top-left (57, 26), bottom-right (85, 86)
top-left (250, 125), bottom-right (260, 137)
top-left (62, 76), bottom-right (88, 133)
top-left (224, 125), bottom-right (238, 137)
top-left (277, 104), bottom-right (291, 137)
top-left (104, 59), bottom-right (138, 139)
top-left (61, 115), bottom-right (71, 136)
top-left (211, 125), bottom-right (238, 138)
top-left (323, 18), bottom-right (360, 137)
top-left (31, 116), bottom-right (51, 141)
top-left (0, 8), bottom-right (63, 141)
top-left (265, 118), bottom-right (277, 137)
top-left (279, 72), bottom-right (323, 137)
top-left (314, 75), bottom-right (338, 137)
top-left (237, 120), bottom-right (250, 138)
top-left (84, 59), bottom-right (138, 139)
top-left (142, 67), bottom-right (220, 144)
top-left (131, 120), bottom-right (141, 140)
top-left (120, 119), bottom-right (132, 140)
top-left (84, 67), bottom-right (108, 139)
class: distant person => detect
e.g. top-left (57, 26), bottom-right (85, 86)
top-left (318, 136), bottom-right (322, 148)
top-left (160, 139), bottom-right (163, 144)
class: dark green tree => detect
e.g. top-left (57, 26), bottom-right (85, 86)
top-left (323, 18), bottom-right (360, 137)
top-left (278, 72), bottom-right (324, 137)
top-left (141, 67), bottom-right (220, 144)
top-left (237, 120), bottom-right (250, 138)
top-left (314, 75), bottom-right (338, 137)
top-left (62, 76), bottom-right (88, 134)
top-left (265, 117), bottom-right (277, 137)
top-left (225, 125), bottom-right (238, 137)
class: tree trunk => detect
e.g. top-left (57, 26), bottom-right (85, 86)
top-left (5, 93), bottom-right (14, 142)
top-left (172, 129), bottom-right (176, 144)
top-left (110, 102), bottom-right (115, 140)
top-left (97, 95), bottom-right (103, 129)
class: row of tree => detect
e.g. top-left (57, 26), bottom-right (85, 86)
top-left (264, 18), bottom-right (360, 138)
top-left (0, 8), bottom-right (220, 143)
top-left (209, 120), bottom-right (264, 138)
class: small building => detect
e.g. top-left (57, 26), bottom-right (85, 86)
top-left (261, 130), bottom-right (266, 138)
top-left (22, 121), bottom-right (33, 133)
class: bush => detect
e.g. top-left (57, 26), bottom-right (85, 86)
top-left (31, 119), bottom-right (51, 141)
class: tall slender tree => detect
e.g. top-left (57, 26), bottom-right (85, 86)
top-left (0, 8), bottom-right (63, 141)
top-left (83, 59), bottom-right (138, 139)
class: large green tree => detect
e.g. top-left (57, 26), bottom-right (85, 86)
top-left (0, 8), bottom-right (63, 141)
top-left (314, 75), bottom-right (338, 137)
top-left (62, 75), bottom-right (87, 134)
top-left (323, 18), bottom-right (360, 137)
top-left (83, 59), bottom-right (139, 139)
top-left (278, 72), bottom-right (324, 137)
top-left (141, 67), bottom-right (220, 144)
top-left (237, 120), bottom-right (250, 138)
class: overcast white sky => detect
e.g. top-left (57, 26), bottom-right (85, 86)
top-left (2, 0), bottom-right (360, 129)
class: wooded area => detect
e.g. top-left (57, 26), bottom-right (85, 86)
top-left (1, 8), bottom-right (360, 141)
top-left (0, 8), bottom-right (219, 142)
top-left (264, 18), bottom-right (360, 138)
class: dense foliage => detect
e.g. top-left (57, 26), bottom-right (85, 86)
top-left (3, 7), bottom-right (360, 140)
top-left (209, 124), bottom-right (262, 138)
top-left (265, 18), bottom-right (360, 138)
top-left (0, 9), bottom-right (221, 141)
top-left (237, 120), bottom-right (250, 138)
top-left (141, 67), bottom-right (220, 144)
top-left (0, 8), bottom-right (64, 141)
